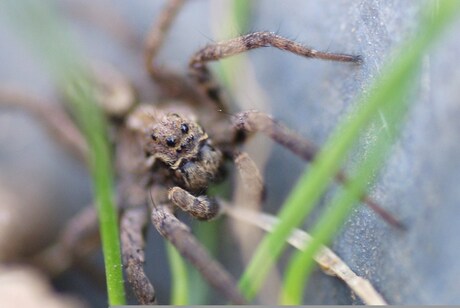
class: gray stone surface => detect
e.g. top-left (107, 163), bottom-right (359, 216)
top-left (1, 0), bottom-right (459, 305)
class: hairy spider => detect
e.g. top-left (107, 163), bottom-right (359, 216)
top-left (0, 0), bottom-right (403, 305)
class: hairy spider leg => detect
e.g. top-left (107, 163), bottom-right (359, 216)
top-left (121, 206), bottom-right (156, 304)
top-left (188, 31), bottom-right (360, 115)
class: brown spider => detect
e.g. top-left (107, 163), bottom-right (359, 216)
top-left (0, 0), bottom-right (403, 305)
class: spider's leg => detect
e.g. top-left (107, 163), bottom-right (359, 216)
top-left (120, 205), bottom-right (156, 305)
top-left (115, 128), bottom-right (156, 304)
top-left (188, 31), bottom-right (360, 113)
top-left (33, 191), bottom-right (156, 304)
top-left (190, 31), bottom-right (361, 67)
top-left (51, 179), bottom-right (156, 304)
top-left (31, 203), bottom-right (100, 276)
top-left (186, 61), bottom-right (229, 113)
top-left (233, 110), bottom-right (318, 160)
top-left (144, 0), bottom-right (185, 77)
top-left (233, 151), bottom-right (265, 205)
top-left (144, 0), bottom-right (229, 112)
top-left (232, 110), bottom-right (405, 229)
top-left (150, 194), bottom-right (246, 304)
top-left (168, 187), bottom-right (220, 221)
top-left (0, 86), bottom-right (88, 163)
top-left (144, 0), bottom-right (198, 101)
top-left (59, 204), bottom-right (100, 252)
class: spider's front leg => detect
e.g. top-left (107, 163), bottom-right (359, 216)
top-left (188, 32), bottom-right (361, 112)
top-left (190, 31), bottom-right (361, 67)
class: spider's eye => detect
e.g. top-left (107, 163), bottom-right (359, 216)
top-left (166, 136), bottom-right (177, 147)
top-left (151, 133), bottom-right (157, 141)
top-left (180, 123), bottom-right (189, 134)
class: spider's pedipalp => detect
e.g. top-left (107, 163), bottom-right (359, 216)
top-left (168, 186), bottom-right (221, 220)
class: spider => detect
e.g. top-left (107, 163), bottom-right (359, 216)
top-left (1, 0), bottom-right (402, 304)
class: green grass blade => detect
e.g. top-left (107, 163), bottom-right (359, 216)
top-left (1, 0), bottom-right (126, 304)
top-left (215, 0), bottom-right (252, 90)
top-left (187, 219), bottom-right (221, 304)
top-left (166, 242), bottom-right (189, 305)
top-left (232, 0), bottom-right (252, 35)
top-left (239, 0), bottom-right (460, 302)
top-left (66, 80), bottom-right (125, 306)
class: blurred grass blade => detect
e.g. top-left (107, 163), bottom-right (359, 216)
top-left (166, 242), bottom-right (189, 305)
top-left (1, 0), bottom-right (126, 304)
top-left (239, 0), bottom-right (460, 302)
top-left (232, 0), bottom-right (252, 34)
top-left (187, 219), bottom-right (221, 304)
top-left (215, 0), bottom-right (252, 89)
top-left (281, 1), bottom-right (460, 304)
top-left (65, 80), bottom-right (125, 306)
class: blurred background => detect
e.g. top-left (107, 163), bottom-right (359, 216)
top-left (0, 0), bottom-right (460, 306)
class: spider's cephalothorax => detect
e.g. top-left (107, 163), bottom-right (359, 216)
top-left (142, 110), bottom-right (224, 194)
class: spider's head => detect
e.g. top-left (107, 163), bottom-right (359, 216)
top-left (145, 112), bottom-right (207, 167)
